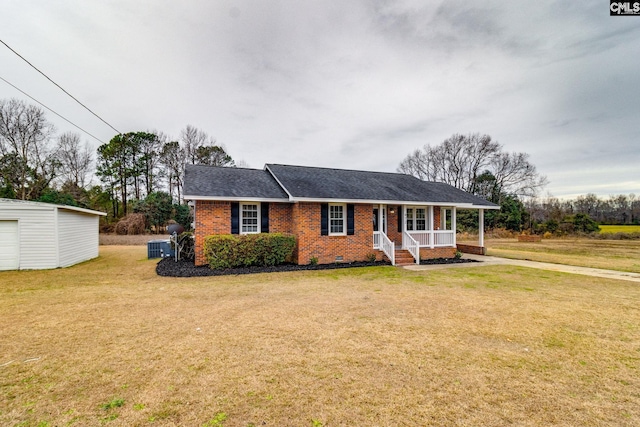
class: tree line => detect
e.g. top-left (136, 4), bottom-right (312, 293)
top-left (528, 193), bottom-right (640, 230)
top-left (399, 133), bottom-right (638, 233)
top-left (2, 98), bottom-right (636, 234)
top-left (0, 98), bottom-right (236, 230)
top-left (95, 126), bottom-right (235, 218)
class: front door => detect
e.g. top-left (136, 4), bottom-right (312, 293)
top-left (373, 206), bottom-right (387, 234)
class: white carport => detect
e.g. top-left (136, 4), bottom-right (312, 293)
top-left (0, 198), bottom-right (106, 270)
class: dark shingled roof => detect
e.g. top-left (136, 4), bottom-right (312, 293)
top-left (183, 164), bottom-right (289, 200)
top-left (266, 164), bottom-right (498, 208)
top-left (183, 163), bottom-right (499, 208)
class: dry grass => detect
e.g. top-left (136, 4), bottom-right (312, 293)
top-left (100, 234), bottom-right (168, 246)
top-left (486, 238), bottom-right (640, 273)
top-left (1, 246), bottom-right (640, 426)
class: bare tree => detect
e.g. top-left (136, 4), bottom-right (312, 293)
top-left (0, 98), bottom-right (58, 200)
top-left (398, 133), bottom-right (547, 199)
top-left (180, 125), bottom-right (211, 164)
top-left (56, 132), bottom-right (93, 188)
top-left (180, 125), bottom-right (234, 167)
top-left (158, 125), bottom-right (235, 202)
top-left (397, 148), bottom-right (430, 180)
top-left (235, 159), bottom-right (250, 168)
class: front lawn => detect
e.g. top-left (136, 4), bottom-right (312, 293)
top-left (486, 238), bottom-right (640, 273)
top-left (1, 246), bottom-right (639, 426)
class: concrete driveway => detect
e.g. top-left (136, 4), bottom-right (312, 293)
top-left (403, 254), bottom-right (640, 283)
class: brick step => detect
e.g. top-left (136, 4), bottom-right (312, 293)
top-left (394, 249), bottom-right (416, 266)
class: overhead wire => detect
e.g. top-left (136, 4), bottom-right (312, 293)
top-left (0, 75), bottom-right (106, 144)
top-left (0, 38), bottom-right (121, 135)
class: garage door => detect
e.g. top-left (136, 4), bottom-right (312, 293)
top-left (0, 220), bottom-right (19, 270)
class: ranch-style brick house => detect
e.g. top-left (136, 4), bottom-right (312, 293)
top-left (183, 164), bottom-right (500, 266)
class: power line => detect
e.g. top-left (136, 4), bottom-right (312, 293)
top-left (0, 75), bottom-right (106, 144)
top-left (0, 38), bottom-right (121, 135)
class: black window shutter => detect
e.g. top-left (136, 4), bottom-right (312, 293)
top-left (347, 204), bottom-right (355, 235)
top-left (261, 202), bottom-right (269, 233)
top-left (397, 207), bottom-right (402, 232)
top-left (320, 204), bottom-right (328, 235)
top-left (231, 202), bottom-right (239, 234)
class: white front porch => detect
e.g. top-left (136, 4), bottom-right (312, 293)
top-left (372, 204), bottom-right (485, 265)
top-left (372, 230), bottom-right (456, 250)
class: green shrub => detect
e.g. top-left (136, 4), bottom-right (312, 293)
top-left (203, 235), bottom-right (237, 270)
top-left (203, 233), bottom-right (296, 270)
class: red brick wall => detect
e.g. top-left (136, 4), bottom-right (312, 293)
top-left (420, 246), bottom-right (457, 259)
top-left (269, 203), bottom-right (293, 234)
top-left (433, 207), bottom-right (442, 230)
top-left (457, 244), bottom-right (486, 255)
top-left (194, 201), bottom-right (231, 265)
top-left (193, 200), bottom-right (459, 266)
top-left (292, 202), bottom-right (375, 265)
top-left (386, 207), bottom-right (402, 245)
top-left (194, 201), bottom-right (295, 265)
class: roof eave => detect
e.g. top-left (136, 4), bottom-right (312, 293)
top-left (58, 205), bottom-right (108, 216)
top-left (288, 196), bottom-right (499, 209)
top-left (183, 195), bottom-right (291, 203)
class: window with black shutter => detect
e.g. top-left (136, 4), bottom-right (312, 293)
top-left (261, 202), bottom-right (270, 233)
top-left (231, 202), bottom-right (239, 234)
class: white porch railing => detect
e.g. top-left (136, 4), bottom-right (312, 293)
top-left (373, 231), bottom-right (395, 266)
top-left (406, 230), bottom-right (455, 248)
top-left (408, 231), bottom-right (431, 246)
top-left (433, 230), bottom-right (455, 246)
top-left (402, 231), bottom-right (420, 264)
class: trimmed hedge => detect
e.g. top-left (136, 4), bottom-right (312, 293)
top-left (203, 233), bottom-right (296, 270)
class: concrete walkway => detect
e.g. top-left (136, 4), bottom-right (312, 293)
top-left (403, 254), bottom-right (640, 283)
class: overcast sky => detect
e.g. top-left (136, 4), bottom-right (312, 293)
top-left (1, 0), bottom-right (639, 199)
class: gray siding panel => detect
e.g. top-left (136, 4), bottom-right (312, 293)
top-left (58, 210), bottom-right (99, 267)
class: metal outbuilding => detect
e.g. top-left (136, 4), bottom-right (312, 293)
top-left (0, 198), bottom-right (106, 271)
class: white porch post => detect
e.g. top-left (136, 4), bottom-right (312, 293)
top-left (452, 207), bottom-right (457, 247)
top-left (479, 208), bottom-right (485, 248)
top-left (429, 206), bottom-right (434, 248)
top-left (378, 204), bottom-right (383, 236)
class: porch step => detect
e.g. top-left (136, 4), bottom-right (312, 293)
top-left (394, 249), bottom-right (416, 266)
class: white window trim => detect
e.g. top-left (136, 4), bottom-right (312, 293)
top-left (405, 206), bottom-right (429, 232)
top-left (329, 203), bottom-right (347, 236)
top-left (240, 202), bottom-right (261, 234)
top-left (440, 207), bottom-right (452, 231)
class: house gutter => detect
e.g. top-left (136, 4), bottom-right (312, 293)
top-left (286, 196), bottom-right (500, 210)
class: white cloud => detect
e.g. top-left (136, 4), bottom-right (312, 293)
top-left (1, 0), bottom-right (638, 198)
